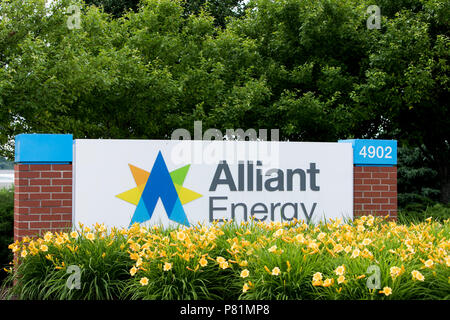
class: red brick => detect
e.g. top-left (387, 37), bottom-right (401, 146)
top-left (363, 167), bottom-right (381, 172)
top-left (17, 215), bottom-right (40, 222)
top-left (381, 204), bottom-right (397, 210)
top-left (29, 179), bottom-right (51, 186)
top-left (389, 198), bottom-right (397, 204)
top-left (63, 186), bottom-right (72, 192)
top-left (354, 204), bottom-right (363, 210)
top-left (41, 214), bottom-right (62, 221)
top-left (18, 200), bottom-right (41, 208)
top-left (51, 207), bottom-right (72, 214)
top-left (389, 172), bottom-right (397, 179)
top-left (363, 192), bottom-right (381, 197)
top-left (15, 186), bottom-right (40, 193)
top-left (354, 185), bottom-right (371, 191)
top-left (29, 221), bottom-right (52, 229)
top-left (355, 198), bottom-right (371, 204)
top-left (15, 229), bottom-right (39, 238)
top-left (51, 221), bottom-right (71, 229)
top-left (29, 207), bottom-right (51, 214)
top-left (389, 185), bottom-right (397, 191)
top-left (41, 171), bottom-right (61, 178)
top-left (382, 167), bottom-right (397, 172)
top-left (381, 179), bottom-right (397, 185)
top-left (29, 193), bottom-right (51, 200)
top-left (62, 200), bottom-right (72, 206)
top-left (42, 186), bottom-right (62, 192)
top-left (372, 172), bottom-right (389, 178)
top-left (363, 204), bottom-right (381, 210)
top-left (354, 192), bottom-right (363, 198)
top-left (61, 214), bottom-right (73, 221)
top-left (42, 200), bottom-right (62, 207)
top-left (15, 193), bottom-right (29, 201)
top-left (14, 179), bottom-right (28, 186)
top-left (14, 221), bottom-right (29, 229)
top-left (63, 172), bottom-right (72, 178)
top-left (353, 178), bottom-right (363, 185)
top-left (372, 185), bottom-right (389, 191)
top-left (16, 171), bottom-right (40, 179)
top-left (354, 167), bottom-right (363, 173)
top-left (52, 164), bottom-right (72, 171)
top-left (363, 179), bottom-right (380, 185)
top-left (354, 172), bottom-right (372, 179)
top-left (29, 165), bottom-right (52, 171)
top-left (15, 164), bottom-right (29, 171)
top-left (14, 207), bottom-right (29, 214)
top-left (52, 193), bottom-right (72, 200)
top-left (52, 179), bottom-right (72, 186)
top-left (381, 192), bottom-right (397, 197)
top-left (372, 198), bottom-right (389, 204)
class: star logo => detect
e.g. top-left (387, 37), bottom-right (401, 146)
top-left (116, 151), bottom-right (202, 227)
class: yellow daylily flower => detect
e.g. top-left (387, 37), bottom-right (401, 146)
top-left (240, 269), bottom-right (250, 278)
top-left (271, 267), bottom-right (281, 276)
top-left (379, 287), bottom-right (392, 296)
top-left (163, 262), bottom-right (172, 271)
top-left (140, 277), bottom-right (149, 286)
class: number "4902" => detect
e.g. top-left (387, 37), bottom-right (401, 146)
top-left (359, 145), bottom-right (393, 159)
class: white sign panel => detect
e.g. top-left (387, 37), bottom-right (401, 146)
top-left (73, 140), bottom-right (353, 229)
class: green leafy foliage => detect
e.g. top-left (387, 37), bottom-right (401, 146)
top-left (397, 146), bottom-right (441, 210)
top-left (182, 0), bottom-right (247, 28)
top-left (399, 204), bottom-right (450, 224)
top-left (5, 226), bottom-right (133, 299)
top-left (0, 0), bottom-right (448, 202)
top-left (4, 218), bottom-right (450, 300)
top-left (84, 0), bottom-right (140, 17)
top-left (0, 187), bottom-right (13, 283)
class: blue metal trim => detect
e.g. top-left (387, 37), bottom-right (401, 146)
top-left (15, 134), bottom-right (73, 163)
top-left (354, 164), bottom-right (396, 167)
top-left (15, 162), bottom-right (72, 165)
top-left (339, 139), bottom-right (397, 166)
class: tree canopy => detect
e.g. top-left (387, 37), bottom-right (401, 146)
top-left (0, 0), bottom-right (448, 202)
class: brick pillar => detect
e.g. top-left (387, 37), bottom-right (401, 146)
top-left (14, 134), bottom-right (73, 241)
top-left (14, 164), bottom-right (73, 241)
top-left (353, 166), bottom-right (397, 220)
top-left (339, 139), bottom-right (398, 221)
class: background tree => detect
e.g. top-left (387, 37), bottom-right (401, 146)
top-left (397, 146), bottom-right (441, 209)
top-left (83, 0), bottom-right (247, 27)
top-left (351, 0), bottom-right (449, 202)
top-left (0, 0), bottom-right (448, 204)
top-left (84, 0), bottom-right (140, 17)
top-left (0, 187), bottom-right (13, 283)
top-left (182, 0), bottom-right (246, 28)
top-left (0, 0), bottom-right (262, 154)
top-left (223, 0), bottom-right (370, 141)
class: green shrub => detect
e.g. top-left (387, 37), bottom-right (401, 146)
top-left (4, 225), bottom-right (134, 299)
top-left (399, 203), bottom-right (450, 224)
top-left (122, 224), bottom-right (241, 300)
top-left (0, 187), bottom-right (14, 283)
top-left (4, 218), bottom-right (449, 300)
top-left (397, 146), bottom-right (441, 210)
